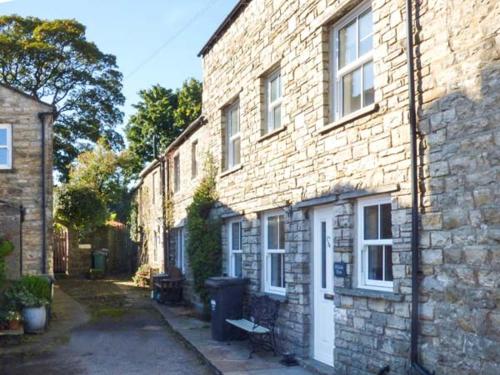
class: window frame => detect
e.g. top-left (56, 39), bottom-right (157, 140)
top-left (191, 140), bottom-right (198, 179)
top-left (176, 227), bottom-right (185, 273)
top-left (173, 154), bottom-right (180, 193)
top-left (262, 211), bottom-right (286, 296)
top-left (357, 195), bottom-right (394, 291)
top-left (225, 101), bottom-right (241, 170)
top-left (265, 69), bottom-right (283, 134)
top-left (331, 1), bottom-right (374, 121)
top-left (0, 124), bottom-right (12, 170)
top-left (228, 219), bottom-right (243, 278)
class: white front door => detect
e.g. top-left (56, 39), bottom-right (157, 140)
top-left (313, 206), bottom-right (335, 366)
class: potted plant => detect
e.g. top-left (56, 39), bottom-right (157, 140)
top-left (6, 286), bottom-right (48, 333)
top-left (6, 310), bottom-right (22, 331)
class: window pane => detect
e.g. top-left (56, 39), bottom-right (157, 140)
top-left (0, 149), bottom-right (7, 165)
top-left (359, 9), bottom-right (373, 56)
top-left (278, 215), bottom-right (285, 249)
top-left (271, 75), bottom-right (280, 102)
top-left (380, 203), bottom-right (392, 239)
top-left (231, 107), bottom-right (239, 134)
top-left (232, 222), bottom-right (241, 250)
top-left (273, 105), bottom-right (281, 129)
top-left (342, 68), bottom-right (362, 115)
top-left (267, 216), bottom-right (278, 249)
top-left (270, 253), bottom-right (284, 287)
top-left (234, 253), bottom-right (242, 278)
top-left (385, 245), bottom-right (393, 281)
top-left (364, 205), bottom-right (378, 239)
top-left (232, 137), bottom-right (240, 166)
top-left (321, 221), bottom-right (327, 289)
top-left (339, 20), bottom-right (356, 68)
top-left (368, 245), bottom-right (383, 281)
top-left (0, 129), bottom-right (7, 145)
top-left (363, 62), bottom-right (374, 106)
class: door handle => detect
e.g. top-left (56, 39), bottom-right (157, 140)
top-left (324, 293), bottom-right (334, 300)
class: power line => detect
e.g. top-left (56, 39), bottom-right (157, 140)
top-left (125, 0), bottom-right (221, 79)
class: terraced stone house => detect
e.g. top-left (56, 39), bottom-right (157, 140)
top-left (0, 83), bottom-right (55, 278)
top-left (133, 0), bottom-right (500, 374)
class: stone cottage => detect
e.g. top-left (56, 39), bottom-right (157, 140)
top-left (0, 83), bottom-right (55, 278)
top-left (133, 0), bottom-right (500, 374)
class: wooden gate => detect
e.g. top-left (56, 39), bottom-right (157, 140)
top-left (54, 226), bottom-right (69, 274)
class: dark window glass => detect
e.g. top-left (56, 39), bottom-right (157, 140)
top-left (368, 245), bottom-right (383, 281)
top-left (321, 221), bottom-right (327, 289)
top-left (364, 205), bottom-right (378, 239)
top-left (385, 245), bottom-right (393, 281)
top-left (380, 203), bottom-right (392, 239)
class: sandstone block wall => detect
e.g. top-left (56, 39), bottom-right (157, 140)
top-left (0, 85), bottom-right (54, 277)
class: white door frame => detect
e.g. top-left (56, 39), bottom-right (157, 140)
top-left (313, 205), bottom-right (335, 366)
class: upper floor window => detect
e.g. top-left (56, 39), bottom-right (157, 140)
top-left (332, 2), bottom-right (374, 120)
top-left (173, 154), bottom-right (180, 192)
top-left (265, 69), bottom-right (282, 134)
top-left (225, 102), bottom-right (240, 169)
top-left (357, 196), bottom-right (393, 291)
top-left (191, 140), bottom-right (198, 179)
top-left (228, 220), bottom-right (243, 278)
top-left (152, 171), bottom-right (158, 204)
top-left (0, 124), bottom-right (12, 169)
top-left (262, 211), bottom-right (286, 296)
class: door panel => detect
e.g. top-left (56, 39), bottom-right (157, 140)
top-left (313, 206), bottom-right (335, 366)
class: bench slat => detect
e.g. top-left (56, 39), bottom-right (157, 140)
top-left (226, 319), bottom-right (270, 334)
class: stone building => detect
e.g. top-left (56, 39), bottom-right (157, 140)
top-left (0, 83), bottom-right (55, 278)
top-left (133, 0), bottom-right (500, 374)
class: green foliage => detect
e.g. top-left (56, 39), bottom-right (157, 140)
top-left (0, 15), bottom-right (124, 179)
top-left (5, 286), bottom-right (48, 308)
top-left (15, 276), bottom-right (52, 302)
top-left (185, 154), bottom-right (221, 306)
top-left (125, 79), bottom-right (202, 177)
top-left (0, 237), bottom-right (14, 286)
top-left (56, 184), bottom-right (107, 234)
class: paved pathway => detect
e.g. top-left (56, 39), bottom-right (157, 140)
top-left (0, 278), bottom-right (212, 375)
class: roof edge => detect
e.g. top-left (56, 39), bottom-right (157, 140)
top-left (198, 0), bottom-right (252, 57)
top-left (163, 115), bottom-right (206, 155)
top-left (0, 83), bottom-right (55, 110)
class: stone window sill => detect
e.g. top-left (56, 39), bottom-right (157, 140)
top-left (257, 126), bottom-right (287, 142)
top-left (335, 287), bottom-right (403, 302)
top-left (220, 164), bottom-right (243, 178)
top-left (318, 103), bottom-right (379, 135)
top-left (255, 291), bottom-right (288, 304)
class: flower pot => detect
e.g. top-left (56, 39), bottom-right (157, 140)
top-left (8, 319), bottom-right (22, 331)
top-left (22, 306), bottom-right (47, 333)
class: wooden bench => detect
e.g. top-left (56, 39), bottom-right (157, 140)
top-left (226, 294), bottom-right (281, 358)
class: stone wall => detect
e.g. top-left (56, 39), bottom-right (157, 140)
top-left (134, 0), bottom-right (500, 373)
top-left (0, 85), bottom-right (54, 277)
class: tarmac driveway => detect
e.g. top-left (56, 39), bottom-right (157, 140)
top-left (0, 278), bottom-right (212, 375)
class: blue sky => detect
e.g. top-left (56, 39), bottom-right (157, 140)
top-left (0, 0), bottom-right (236, 132)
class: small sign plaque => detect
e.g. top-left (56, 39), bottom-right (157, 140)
top-left (334, 262), bottom-right (347, 277)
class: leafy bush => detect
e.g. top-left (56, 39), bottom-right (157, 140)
top-left (0, 237), bottom-right (14, 286)
top-left (16, 276), bottom-right (52, 302)
top-left (185, 154), bottom-right (222, 308)
top-left (5, 286), bottom-right (48, 308)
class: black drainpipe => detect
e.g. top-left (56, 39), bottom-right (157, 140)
top-left (405, 1), bottom-right (434, 374)
top-left (38, 111), bottom-right (54, 275)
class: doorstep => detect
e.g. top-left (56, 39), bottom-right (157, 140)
top-left (152, 301), bottom-right (315, 375)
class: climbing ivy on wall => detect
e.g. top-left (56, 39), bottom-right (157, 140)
top-left (185, 153), bottom-right (221, 307)
top-left (0, 237), bottom-right (14, 287)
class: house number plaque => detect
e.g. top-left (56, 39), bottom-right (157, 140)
top-left (334, 262), bottom-right (347, 277)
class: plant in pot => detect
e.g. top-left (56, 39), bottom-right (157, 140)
top-left (6, 286), bottom-right (48, 333)
top-left (5, 310), bottom-right (23, 331)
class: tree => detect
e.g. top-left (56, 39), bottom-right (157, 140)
top-left (125, 78), bottom-right (202, 177)
top-left (0, 16), bottom-right (124, 179)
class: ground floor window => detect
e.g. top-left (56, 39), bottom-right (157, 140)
top-left (175, 227), bottom-right (185, 273)
top-left (262, 211), bottom-right (286, 295)
top-left (357, 196), bottom-right (393, 291)
top-left (228, 219), bottom-right (243, 277)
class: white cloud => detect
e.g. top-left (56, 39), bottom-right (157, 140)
top-left (0, 0), bottom-right (13, 3)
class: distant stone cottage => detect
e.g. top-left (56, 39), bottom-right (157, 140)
top-left (0, 83), bottom-right (55, 279)
top-left (133, 0), bottom-right (500, 374)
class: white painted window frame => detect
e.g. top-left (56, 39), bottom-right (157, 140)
top-left (176, 227), bottom-right (185, 273)
top-left (265, 69), bottom-right (283, 133)
top-left (262, 211), bottom-right (286, 296)
top-left (331, 0), bottom-right (373, 121)
top-left (357, 195), bottom-right (393, 291)
top-left (0, 124), bottom-right (12, 170)
top-left (225, 101), bottom-right (240, 169)
top-left (228, 219), bottom-right (243, 278)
